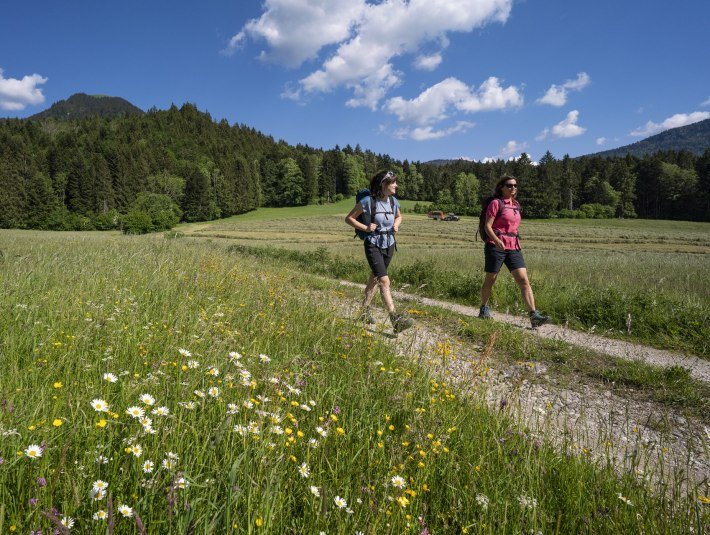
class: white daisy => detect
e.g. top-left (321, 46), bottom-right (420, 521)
top-left (24, 444), bottom-right (42, 459)
top-left (298, 462), bottom-right (310, 478)
top-left (61, 516), bottom-right (75, 528)
top-left (126, 406), bottom-right (145, 418)
top-left (117, 504), bottom-right (133, 517)
top-left (259, 353), bottom-right (271, 363)
top-left (187, 359), bottom-right (199, 368)
top-left (91, 399), bottom-right (110, 412)
top-left (310, 486), bottom-right (320, 497)
top-left (93, 510), bottom-right (108, 520)
top-left (103, 373), bottom-right (118, 383)
top-left (390, 475), bottom-right (406, 489)
top-left (139, 394), bottom-right (155, 406)
top-left (142, 460), bottom-right (154, 473)
top-left (178, 348), bottom-right (191, 357)
top-left (334, 496), bottom-right (347, 509)
top-left (208, 387), bottom-right (220, 398)
top-left (152, 406), bottom-right (169, 416)
top-left (92, 480), bottom-right (109, 492)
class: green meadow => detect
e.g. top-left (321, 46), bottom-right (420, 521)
top-left (183, 201), bottom-right (710, 358)
top-left (0, 230), bottom-right (707, 533)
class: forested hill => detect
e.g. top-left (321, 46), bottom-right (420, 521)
top-left (29, 93), bottom-right (145, 120)
top-left (0, 100), bottom-right (708, 232)
top-left (588, 119), bottom-right (710, 158)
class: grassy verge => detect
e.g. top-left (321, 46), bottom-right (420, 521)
top-left (226, 243), bottom-right (709, 358)
top-left (0, 232), bottom-right (706, 533)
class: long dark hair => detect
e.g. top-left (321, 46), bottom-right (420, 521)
top-left (493, 175), bottom-right (518, 199)
top-left (370, 170), bottom-right (397, 198)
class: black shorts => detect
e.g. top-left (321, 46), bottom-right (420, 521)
top-left (484, 243), bottom-right (526, 274)
top-left (364, 242), bottom-right (395, 279)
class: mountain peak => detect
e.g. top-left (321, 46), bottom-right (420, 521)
top-left (29, 93), bottom-right (144, 120)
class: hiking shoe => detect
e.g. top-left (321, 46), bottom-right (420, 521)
top-left (358, 307), bottom-right (375, 324)
top-left (479, 305), bottom-right (493, 319)
top-left (529, 310), bottom-right (550, 328)
top-left (390, 312), bottom-right (414, 333)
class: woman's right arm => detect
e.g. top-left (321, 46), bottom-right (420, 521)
top-left (485, 216), bottom-right (505, 249)
top-left (345, 204), bottom-right (376, 232)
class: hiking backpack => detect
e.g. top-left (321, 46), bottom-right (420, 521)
top-left (475, 197), bottom-right (521, 241)
top-left (354, 188), bottom-right (395, 240)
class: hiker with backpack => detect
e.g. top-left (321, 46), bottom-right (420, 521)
top-left (345, 170), bottom-right (414, 333)
top-left (478, 175), bottom-right (550, 328)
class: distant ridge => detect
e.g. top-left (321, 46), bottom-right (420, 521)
top-left (29, 93), bottom-right (144, 120)
top-left (586, 118), bottom-right (710, 158)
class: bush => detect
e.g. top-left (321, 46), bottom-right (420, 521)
top-left (124, 192), bottom-right (182, 233)
top-left (579, 203), bottom-right (615, 219)
top-left (122, 210), bottom-right (154, 235)
top-left (92, 210), bottom-right (121, 230)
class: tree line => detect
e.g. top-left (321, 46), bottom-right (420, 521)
top-left (0, 103), bottom-right (707, 232)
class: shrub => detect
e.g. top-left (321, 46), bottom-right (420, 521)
top-left (122, 209), bottom-right (154, 234)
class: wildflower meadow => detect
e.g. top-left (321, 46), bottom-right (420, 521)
top-left (0, 231), bottom-right (706, 533)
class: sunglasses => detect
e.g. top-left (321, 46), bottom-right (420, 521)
top-left (503, 183), bottom-right (518, 189)
top-left (384, 170), bottom-right (396, 180)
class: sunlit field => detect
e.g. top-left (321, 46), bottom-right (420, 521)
top-left (181, 202), bottom-right (710, 357)
top-left (1, 231), bottom-right (706, 533)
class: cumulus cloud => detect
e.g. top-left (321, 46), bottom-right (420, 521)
top-left (630, 111), bottom-right (710, 137)
top-left (499, 139), bottom-right (528, 157)
top-left (537, 72), bottom-right (590, 107)
top-left (398, 120), bottom-right (475, 141)
top-left (596, 137), bottom-right (606, 146)
top-left (384, 76), bottom-right (522, 127)
top-left (537, 110), bottom-right (586, 140)
top-left (414, 53), bottom-right (443, 71)
top-left (232, 0), bottom-right (513, 107)
top-left (0, 68), bottom-right (48, 111)
top-left (228, 0), bottom-right (367, 67)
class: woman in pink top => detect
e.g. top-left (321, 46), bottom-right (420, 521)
top-left (479, 176), bottom-right (550, 328)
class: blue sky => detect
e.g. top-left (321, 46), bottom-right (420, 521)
top-left (2, 0), bottom-right (709, 163)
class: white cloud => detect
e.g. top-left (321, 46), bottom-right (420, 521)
top-left (0, 68), bottom-right (48, 111)
top-left (537, 72), bottom-right (590, 107)
top-left (414, 53), bottom-right (442, 71)
top-left (229, 0), bottom-right (367, 68)
top-left (537, 110), bottom-right (586, 139)
top-left (701, 97), bottom-right (710, 107)
top-left (535, 128), bottom-right (549, 141)
top-left (630, 111), bottom-right (710, 137)
top-left (221, 31), bottom-right (246, 56)
top-left (400, 120), bottom-right (474, 141)
top-left (499, 139), bottom-right (528, 157)
top-left (234, 0), bottom-right (513, 107)
top-left (552, 110), bottom-right (586, 138)
top-left (384, 76), bottom-right (522, 126)
top-left (596, 137), bottom-right (606, 146)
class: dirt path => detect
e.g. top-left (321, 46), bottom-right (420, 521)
top-left (327, 282), bottom-right (709, 493)
top-left (339, 280), bottom-right (710, 383)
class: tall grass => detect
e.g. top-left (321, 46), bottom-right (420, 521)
top-left (0, 231), bottom-right (705, 533)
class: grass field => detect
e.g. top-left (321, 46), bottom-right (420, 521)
top-left (0, 231), bottom-right (706, 533)
top-left (179, 201), bottom-right (710, 357)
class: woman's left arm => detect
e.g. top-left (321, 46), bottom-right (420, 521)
top-left (394, 209), bottom-right (402, 232)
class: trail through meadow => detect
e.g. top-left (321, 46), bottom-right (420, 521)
top-left (328, 281), bottom-right (710, 494)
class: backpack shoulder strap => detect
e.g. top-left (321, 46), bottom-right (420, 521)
top-left (490, 197), bottom-right (505, 221)
top-left (390, 196), bottom-right (395, 213)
